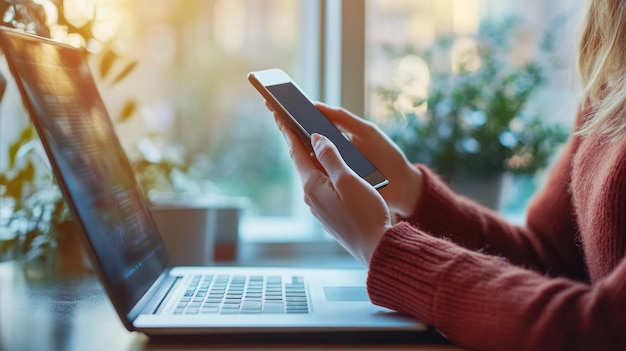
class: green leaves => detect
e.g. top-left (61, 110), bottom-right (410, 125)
top-left (98, 49), bottom-right (138, 83)
top-left (8, 127), bottom-right (35, 168)
top-left (97, 49), bottom-right (138, 122)
top-left (117, 100), bottom-right (137, 123)
top-left (381, 16), bottom-right (569, 179)
top-left (112, 61), bottom-right (138, 85)
top-left (0, 0), bottom-right (140, 262)
top-left (2, 161), bottom-right (35, 199)
top-left (2, 126), bottom-right (39, 202)
top-left (99, 49), bottom-right (117, 78)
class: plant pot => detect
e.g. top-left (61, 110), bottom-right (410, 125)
top-left (210, 198), bottom-right (248, 262)
top-left (20, 221), bottom-right (93, 280)
top-left (150, 200), bottom-right (216, 266)
top-left (54, 221), bottom-right (92, 277)
top-left (149, 196), bottom-right (248, 264)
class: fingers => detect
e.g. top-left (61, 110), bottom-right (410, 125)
top-left (273, 114), bottom-right (296, 151)
top-left (311, 133), bottom-right (362, 194)
top-left (274, 114), bottom-right (324, 188)
top-left (315, 102), bottom-right (370, 132)
top-left (312, 134), bottom-right (347, 176)
top-left (273, 103), bottom-right (367, 200)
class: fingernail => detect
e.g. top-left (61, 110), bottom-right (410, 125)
top-left (311, 133), bottom-right (324, 149)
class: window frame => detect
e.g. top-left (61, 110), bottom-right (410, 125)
top-left (241, 0), bottom-right (368, 243)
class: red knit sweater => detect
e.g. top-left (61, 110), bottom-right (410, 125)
top-left (366, 112), bottom-right (626, 351)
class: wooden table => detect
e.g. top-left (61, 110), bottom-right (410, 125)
top-left (0, 260), bottom-right (463, 351)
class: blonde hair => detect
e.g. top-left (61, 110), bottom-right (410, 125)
top-left (578, 0), bottom-right (626, 138)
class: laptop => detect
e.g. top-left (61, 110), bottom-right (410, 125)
top-left (0, 28), bottom-right (437, 342)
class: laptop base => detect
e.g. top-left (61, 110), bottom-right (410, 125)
top-left (148, 328), bottom-right (450, 345)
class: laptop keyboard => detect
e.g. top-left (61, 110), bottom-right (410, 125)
top-left (173, 274), bottom-right (309, 315)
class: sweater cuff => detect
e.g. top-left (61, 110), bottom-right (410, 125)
top-left (366, 221), bottom-right (461, 324)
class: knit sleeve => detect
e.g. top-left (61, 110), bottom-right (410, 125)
top-left (367, 222), bottom-right (626, 351)
top-left (401, 139), bottom-right (587, 280)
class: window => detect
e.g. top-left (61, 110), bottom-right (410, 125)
top-left (365, 0), bottom-right (582, 122)
top-left (364, 0), bottom-right (583, 218)
top-left (4, 0), bottom-right (583, 245)
top-left (87, 0), bottom-right (326, 242)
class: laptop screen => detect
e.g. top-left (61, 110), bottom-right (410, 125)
top-left (1, 30), bottom-right (169, 315)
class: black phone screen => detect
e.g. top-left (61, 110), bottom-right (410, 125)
top-left (266, 82), bottom-right (377, 178)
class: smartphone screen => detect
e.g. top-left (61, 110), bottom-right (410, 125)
top-left (249, 69), bottom-right (388, 188)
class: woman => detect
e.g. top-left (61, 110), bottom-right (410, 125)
top-left (270, 0), bottom-right (626, 350)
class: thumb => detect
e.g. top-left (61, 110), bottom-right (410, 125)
top-left (311, 133), bottom-right (352, 183)
top-left (315, 103), bottom-right (363, 131)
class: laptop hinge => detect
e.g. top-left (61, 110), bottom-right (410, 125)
top-left (152, 276), bottom-right (181, 314)
top-left (127, 269), bottom-right (180, 322)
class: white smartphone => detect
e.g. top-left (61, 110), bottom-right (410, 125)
top-left (248, 68), bottom-right (388, 189)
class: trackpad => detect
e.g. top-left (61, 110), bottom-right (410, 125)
top-left (323, 286), bottom-right (369, 301)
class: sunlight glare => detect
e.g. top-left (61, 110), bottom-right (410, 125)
top-left (452, 0), bottom-right (481, 35)
top-left (91, 3), bottom-right (121, 43)
top-left (392, 55), bottom-right (430, 114)
top-left (451, 37), bottom-right (480, 73)
top-left (214, 0), bottom-right (246, 52)
top-left (146, 24), bottom-right (177, 65)
top-left (32, 0), bottom-right (58, 26)
top-left (63, 0), bottom-right (97, 28)
top-left (67, 33), bottom-right (86, 48)
top-left (409, 15), bottom-right (435, 49)
top-left (48, 24), bottom-right (67, 43)
top-left (393, 55), bottom-right (430, 99)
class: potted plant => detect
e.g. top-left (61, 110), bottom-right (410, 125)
top-left (1, 128), bottom-right (67, 259)
top-left (377, 17), bottom-right (569, 209)
top-left (127, 137), bottom-right (248, 263)
top-left (0, 0), bottom-right (136, 273)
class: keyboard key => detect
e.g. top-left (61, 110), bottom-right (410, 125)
top-left (286, 297), bottom-right (307, 302)
top-left (242, 301), bottom-right (262, 309)
top-left (185, 308), bottom-right (199, 314)
top-left (263, 303), bottom-right (284, 313)
top-left (263, 296), bottom-right (284, 301)
top-left (173, 274), bottom-right (310, 315)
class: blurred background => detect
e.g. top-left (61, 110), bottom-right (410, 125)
top-left (0, 0), bottom-right (584, 248)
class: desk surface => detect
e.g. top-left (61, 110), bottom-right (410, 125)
top-left (0, 260), bottom-right (463, 351)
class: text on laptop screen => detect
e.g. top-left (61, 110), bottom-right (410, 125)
top-left (2, 31), bottom-right (168, 314)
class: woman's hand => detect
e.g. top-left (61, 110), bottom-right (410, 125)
top-left (315, 103), bottom-right (423, 218)
top-left (275, 115), bottom-right (391, 265)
